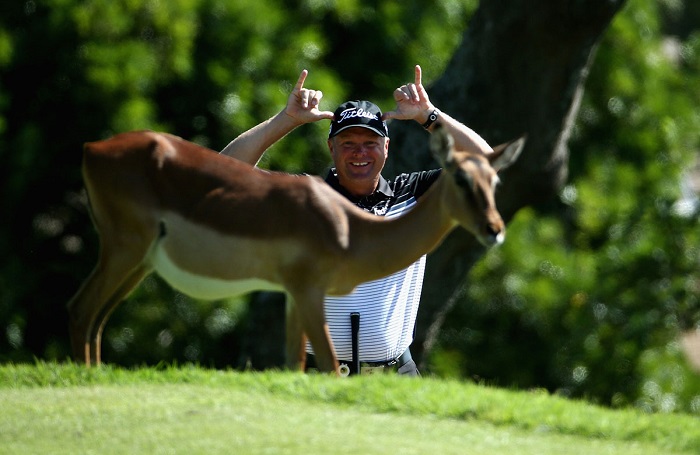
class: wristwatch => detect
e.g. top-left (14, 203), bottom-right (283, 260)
top-left (422, 108), bottom-right (440, 130)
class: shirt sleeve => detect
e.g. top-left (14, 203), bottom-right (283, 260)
top-left (393, 169), bottom-right (442, 200)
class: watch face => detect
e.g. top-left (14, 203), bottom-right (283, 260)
top-left (423, 109), bottom-right (440, 128)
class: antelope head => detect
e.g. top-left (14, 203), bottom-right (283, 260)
top-left (429, 124), bottom-right (525, 246)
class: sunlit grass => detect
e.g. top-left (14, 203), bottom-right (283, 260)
top-left (1, 362), bottom-right (698, 454)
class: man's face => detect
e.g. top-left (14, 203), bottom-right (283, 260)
top-left (328, 127), bottom-right (389, 195)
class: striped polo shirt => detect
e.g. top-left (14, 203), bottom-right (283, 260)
top-left (307, 168), bottom-right (441, 363)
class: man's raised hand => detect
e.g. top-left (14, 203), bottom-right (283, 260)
top-left (285, 69), bottom-right (334, 125)
top-left (382, 65), bottom-right (435, 123)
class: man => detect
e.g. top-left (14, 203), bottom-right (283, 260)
top-left (221, 65), bottom-right (493, 376)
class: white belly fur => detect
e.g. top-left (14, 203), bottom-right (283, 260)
top-left (148, 238), bottom-right (285, 300)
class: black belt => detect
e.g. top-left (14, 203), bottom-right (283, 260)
top-left (305, 348), bottom-right (413, 375)
top-left (338, 347), bottom-right (413, 375)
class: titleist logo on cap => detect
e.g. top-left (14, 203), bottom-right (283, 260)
top-left (337, 108), bottom-right (378, 123)
top-left (328, 100), bottom-right (388, 138)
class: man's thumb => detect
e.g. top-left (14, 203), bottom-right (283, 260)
top-left (381, 110), bottom-right (397, 121)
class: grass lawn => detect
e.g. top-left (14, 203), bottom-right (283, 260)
top-left (1, 362), bottom-right (698, 454)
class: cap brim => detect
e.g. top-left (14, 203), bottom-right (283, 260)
top-left (330, 124), bottom-right (387, 138)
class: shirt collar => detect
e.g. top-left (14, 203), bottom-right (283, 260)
top-left (324, 169), bottom-right (394, 202)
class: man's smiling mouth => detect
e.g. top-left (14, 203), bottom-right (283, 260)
top-left (351, 162), bottom-right (369, 167)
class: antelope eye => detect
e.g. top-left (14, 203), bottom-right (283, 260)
top-left (453, 170), bottom-right (472, 190)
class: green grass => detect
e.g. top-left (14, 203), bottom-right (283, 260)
top-left (1, 362), bottom-right (698, 454)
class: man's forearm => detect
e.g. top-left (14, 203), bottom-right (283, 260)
top-left (426, 110), bottom-right (493, 155)
top-left (220, 110), bottom-right (301, 166)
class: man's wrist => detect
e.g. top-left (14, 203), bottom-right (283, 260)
top-left (421, 108), bottom-right (441, 130)
top-left (280, 108), bottom-right (306, 129)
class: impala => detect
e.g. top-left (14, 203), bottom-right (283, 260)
top-left (68, 125), bottom-right (524, 374)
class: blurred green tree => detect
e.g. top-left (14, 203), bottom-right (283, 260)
top-left (433, 0), bottom-right (700, 413)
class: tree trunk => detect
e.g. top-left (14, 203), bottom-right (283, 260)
top-left (383, 0), bottom-right (627, 368)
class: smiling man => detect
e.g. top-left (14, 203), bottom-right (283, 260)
top-left (327, 101), bottom-right (389, 198)
top-left (221, 66), bottom-right (493, 376)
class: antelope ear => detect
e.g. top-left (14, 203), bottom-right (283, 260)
top-left (489, 135), bottom-right (526, 172)
top-left (429, 124), bottom-right (456, 171)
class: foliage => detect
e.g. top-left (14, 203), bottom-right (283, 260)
top-left (433, 0), bottom-right (700, 414)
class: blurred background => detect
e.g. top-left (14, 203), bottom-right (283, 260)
top-left (1, 0), bottom-right (699, 415)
